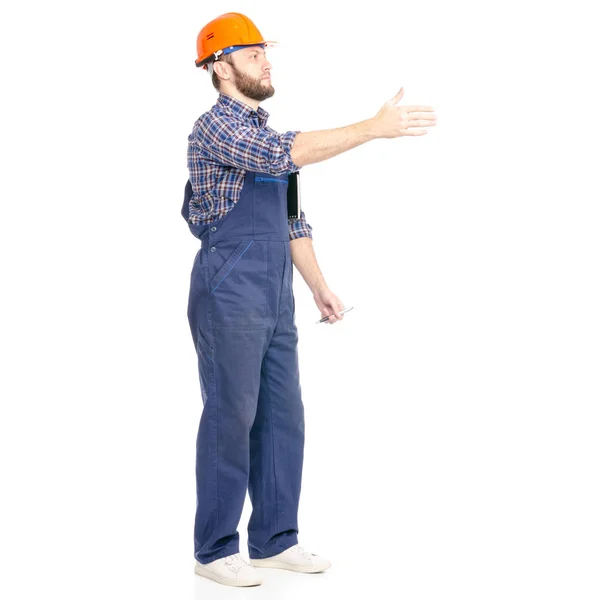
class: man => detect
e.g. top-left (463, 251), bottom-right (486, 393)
top-left (183, 12), bottom-right (436, 588)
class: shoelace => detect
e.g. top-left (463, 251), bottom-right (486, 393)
top-left (224, 554), bottom-right (251, 573)
top-left (291, 545), bottom-right (314, 560)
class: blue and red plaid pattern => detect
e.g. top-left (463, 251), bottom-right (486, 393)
top-left (187, 93), bottom-right (313, 241)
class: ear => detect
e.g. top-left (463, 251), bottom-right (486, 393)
top-left (214, 60), bottom-right (230, 80)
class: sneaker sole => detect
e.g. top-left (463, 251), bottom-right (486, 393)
top-left (249, 558), bottom-right (331, 573)
top-left (194, 563), bottom-right (262, 587)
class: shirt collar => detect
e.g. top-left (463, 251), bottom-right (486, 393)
top-left (217, 93), bottom-right (269, 127)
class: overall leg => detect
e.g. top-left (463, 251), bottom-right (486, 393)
top-left (193, 326), bottom-right (269, 564)
top-left (188, 248), bottom-right (270, 564)
top-left (247, 259), bottom-right (305, 559)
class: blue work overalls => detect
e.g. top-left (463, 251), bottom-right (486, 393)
top-left (182, 172), bottom-right (305, 564)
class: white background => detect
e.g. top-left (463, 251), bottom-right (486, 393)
top-left (1, 1), bottom-right (599, 598)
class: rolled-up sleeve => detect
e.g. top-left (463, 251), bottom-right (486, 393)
top-left (289, 210), bottom-right (313, 241)
top-left (197, 113), bottom-right (301, 176)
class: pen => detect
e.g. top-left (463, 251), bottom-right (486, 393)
top-left (317, 306), bottom-right (354, 324)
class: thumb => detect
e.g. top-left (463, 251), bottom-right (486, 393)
top-left (332, 302), bottom-right (343, 319)
top-left (391, 86), bottom-right (404, 105)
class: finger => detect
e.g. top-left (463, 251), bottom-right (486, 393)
top-left (406, 112), bottom-right (437, 120)
top-left (334, 305), bottom-right (346, 323)
top-left (405, 105), bottom-right (435, 112)
top-left (407, 120), bottom-right (437, 127)
top-left (391, 87), bottom-right (404, 103)
top-left (404, 129), bottom-right (428, 136)
top-left (327, 309), bottom-right (339, 324)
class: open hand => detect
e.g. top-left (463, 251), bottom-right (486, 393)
top-left (372, 87), bottom-right (437, 138)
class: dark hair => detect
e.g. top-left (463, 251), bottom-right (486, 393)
top-left (210, 53), bottom-right (235, 91)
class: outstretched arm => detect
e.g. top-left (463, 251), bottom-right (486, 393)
top-left (290, 88), bottom-right (436, 167)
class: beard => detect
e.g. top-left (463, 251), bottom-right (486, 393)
top-left (230, 63), bottom-right (275, 102)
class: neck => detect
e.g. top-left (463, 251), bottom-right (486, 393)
top-left (221, 88), bottom-right (260, 111)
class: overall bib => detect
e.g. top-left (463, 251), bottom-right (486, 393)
top-left (183, 172), bottom-right (305, 564)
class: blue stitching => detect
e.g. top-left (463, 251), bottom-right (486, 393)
top-left (255, 177), bottom-right (288, 184)
top-left (210, 240), bottom-right (254, 295)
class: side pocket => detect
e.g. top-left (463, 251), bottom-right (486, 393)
top-left (192, 248), bottom-right (203, 269)
top-left (196, 326), bottom-right (214, 359)
top-left (210, 240), bottom-right (254, 294)
top-left (195, 326), bottom-right (215, 406)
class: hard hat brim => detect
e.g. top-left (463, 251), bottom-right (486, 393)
top-left (196, 40), bottom-right (279, 68)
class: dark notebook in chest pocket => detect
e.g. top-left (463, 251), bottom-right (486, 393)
top-left (287, 171), bottom-right (301, 220)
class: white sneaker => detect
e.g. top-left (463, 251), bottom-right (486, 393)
top-left (249, 544), bottom-right (332, 573)
top-left (194, 553), bottom-right (263, 587)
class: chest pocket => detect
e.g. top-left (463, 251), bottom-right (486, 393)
top-left (253, 176), bottom-right (289, 237)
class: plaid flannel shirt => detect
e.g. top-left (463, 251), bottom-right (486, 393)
top-left (186, 93), bottom-right (313, 241)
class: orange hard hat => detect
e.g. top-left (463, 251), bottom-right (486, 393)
top-left (195, 12), bottom-right (278, 69)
